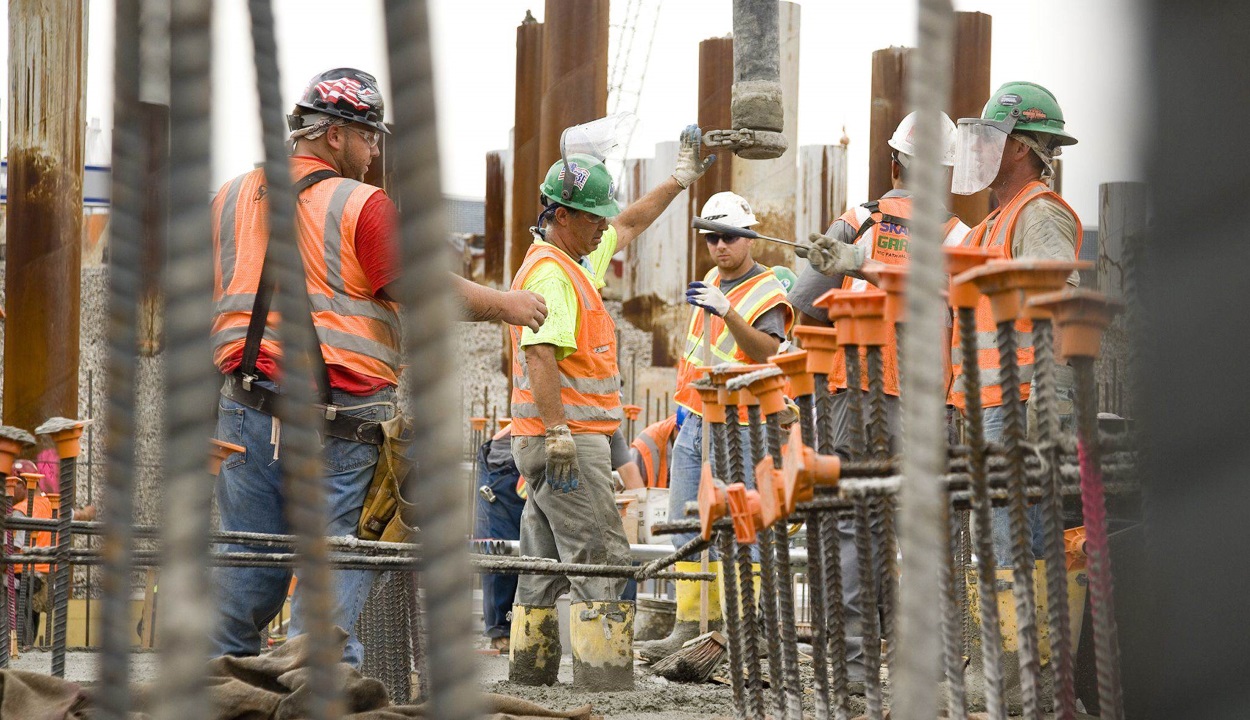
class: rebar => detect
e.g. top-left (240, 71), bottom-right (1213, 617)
top-left (995, 319), bottom-right (1044, 718)
top-left (384, 3), bottom-right (480, 718)
top-left (637, 535), bottom-right (712, 578)
top-left (717, 531), bottom-right (749, 720)
top-left (725, 405), bottom-right (746, 485)
top-left (806, 510), bottom-right (831, 719)
top-left (765, 412), bottom-right (802, 720)
top-left (843, 348), bottom-right (867, 458)
top-left (0, 489), bottom-right (10, 668)
top-left (51, 455), bottom-right (76, 677)
top-left (797, 393), bottom-right (816, 448)
top-left (1074, 356), bottom-right (1125, 720)
top-left (1032, 318), bottom-right (1077, 720)
top-left (941, 505), bottom-right (968, 718)
top-left (855, 502), bottom-right (884, 720)
top-left (816, 375), bottom-right (852, 720)
top-left (99, 0), bottom-right (143, 715)
top-left (359, 571), bottom-right (414, 704)
top-left (409, 571), bottom-right (429, 701)
top-left (736, 539), bottom-right (767, 719)
top-left (864, 347), bottom-right (898, 675)
top-left (865, 346), bottom-right (890, 458)
top-left (747, 405), bottom-right (767, 466)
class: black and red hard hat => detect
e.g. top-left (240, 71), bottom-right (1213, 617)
top-left (288, 68), bottom-right (389, 134)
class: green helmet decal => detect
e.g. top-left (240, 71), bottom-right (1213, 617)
top-left (981, 81), bottom-right (1077, 146)
top-left (540, 153), bottom-right (621, 218)
top-left (770, 265), bottom-right (798, 293)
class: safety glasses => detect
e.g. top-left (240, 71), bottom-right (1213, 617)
top-left (347, 126), bottom-right (381, 148)
top-left (704, 233), bottom-right (744, 246)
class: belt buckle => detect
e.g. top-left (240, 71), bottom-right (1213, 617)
top-left (241, 373), bottom-right (256, 391)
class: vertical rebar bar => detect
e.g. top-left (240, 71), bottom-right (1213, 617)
top-left (765, 412), bottom-right (802, 720)
top-left (51, 455), bottom-right (76, 677)
top-left (1074, 356), bottom-right (1124, 720)
top-left (0, 486), bottom-right (9, 668)
top-left (864, 347), bottom-right (897, 675)
top-left (1032, 318), bottom-right (1077, 720)
top-left (855, 502), bottom-right (884, 720)
top-left (843, 348), bottom-right (866, 458)
top-left (718, 531), bottom-right (749, 720)
top-left (747, 404), bottom-right (785, 720)
top-left (384, 3), bottom-right (480, 718)
top-left (958, 307), bottom-right (1007, 720)
top-left (725, 405), bottom-right (744, 485)
top-left (817, 377), bottom-right (852, 720)
top-left (941, 504), bottom-right (969, 717)
top-left (865, 347), bottom-right (890, 458)
top-left (99, 0), bottom-right (142, 716)
top-left (747, 405), bottom-right (767, 466)
top-left (736, 539), bottom-right (767, 719)
top-left (807, 509), bottom-right (831, 720)
top-left (995, 320), bottom-right (1044, 717)
top-left (797, 394), bottom-right (816, 448)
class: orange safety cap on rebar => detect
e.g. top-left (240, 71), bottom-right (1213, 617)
top-left (46, 492), bottom-right (61, 513)
top-left (874, 265), bottom-right (909, 325)
top-left (777, 425), bottom-right (841, 512)
top-left (1005, 260), bottom-right (1092, 320)
top-left (953, 260), bottom-right (1091, 325)
top-left (4, 476), bottom-right (19, 498)
top-left (815, 289), bottom-right (889, 347)
top-left (944, 246), bottom-right (996, 309)
top-left (695, 384), bottom-right (727, 425)
top-left (469, 417), bottom-right (489, 432)
top-left (754, 457), bottom-right (786, 525)
top-left (792, 326), bottom-right (839, 377)
top-left (743, 370), bottom-right (788, 417)
top-left (698, 464), bottom-right (730, 541)
top-left (725, 483), bottom-right (764, 545)
top-left (718, 364), bottom-right (771, 407)
top-left (21, 473), bottom-right (40, 492)
top-left (0, 439), bottom-right (21, 477)
top-left (622, 404), bottom-right (643, 421)
top-left (769, 350), bottom-right (814, 397)
top-left (1027, 288), bottom-right (1124, 360)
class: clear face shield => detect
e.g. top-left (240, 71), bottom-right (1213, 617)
top-left (558, 113), bottom-right (638, 201)
top-left (950, 116), bottom-right (1016, 195)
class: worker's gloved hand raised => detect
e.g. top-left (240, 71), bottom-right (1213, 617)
top-left (797, 232), bottom-right (867, 277)
top-left (544, 424), bottom-right (579, 491)
top-left (500, 289), bottom-right (548, 332)
top-left (685, 281), bottom-right (731, 317)
top-left (672, 125), bottom-right (717, 189)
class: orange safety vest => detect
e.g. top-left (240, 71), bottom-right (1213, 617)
top-left (673, 267), bottom-right (794, 415)
top-left (949, 181), bottom-right (1082, 410)
top-left (210, 157), bottom-right (402, 387)
top-left (830, 196), bottom-right (969, 396)
top-left (509, 243), bottom-right (623, 436)
top-left (630, 415), bottom-right (678, 489)
top-left (15, 494), bottom-right (53, 575)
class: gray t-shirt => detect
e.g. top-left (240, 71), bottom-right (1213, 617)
top-left (609, 427), bottom-right (631, 469)
top-left (718, 263), bottom-right (790, 341)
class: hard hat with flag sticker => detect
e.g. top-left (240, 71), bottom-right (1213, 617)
top-left (540, 154), bottom-right (620, 218)
top-left (288, 68), bottom-right (389, 135)
top-left (951, 81), bottom-right (1075, 195)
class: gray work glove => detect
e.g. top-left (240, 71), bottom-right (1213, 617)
top-left (544, 424), bottom-right (579, 490)
top-left (796, 232), bottom-right (867, 277)
top-left (672, 124), bottom-right (717, 189)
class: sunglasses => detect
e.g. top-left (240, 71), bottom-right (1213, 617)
top-left (705, 233), bottom-right (744, 246)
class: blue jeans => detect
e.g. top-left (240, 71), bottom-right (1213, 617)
top-left (473, 439), bottom-right (524, 639)
top-left (211, 379), bottom-right (396, 667)
top-left (668, 414), bottom-right (760, 556)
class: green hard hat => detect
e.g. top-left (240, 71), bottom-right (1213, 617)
top-left (540, 153), bottom-right (620, 218)
top-left (771, 265), bottom-right (798, 293)
top-left (981, 81), bottom-right (1077, 146)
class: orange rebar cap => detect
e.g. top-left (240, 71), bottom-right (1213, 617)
top-left (944, 246), bottom-right (996, 309)
top-left (874, 265), bottom-right (909, 325)
top-left (769, 350), bottom-right (814, 397)
top-left (725, 483), bottom-right (764, 545)
top-left (792, 326), bottom-right (839, 377)
top-left (698, 464), bottom-right (729, 541)
top-left (953, 259), bottom-right (1092, 324)
top-left (1027, 288), bottom-right (1124, 360)
top-left (622, 405), bottom-right (642, 421)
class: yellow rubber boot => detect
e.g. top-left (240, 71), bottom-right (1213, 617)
top-left (509, 604), bottom-right (561, 686)
top-left (638, 561), bottom-right (721, 662)
top-left (570, 600), bottom-right (636, 691)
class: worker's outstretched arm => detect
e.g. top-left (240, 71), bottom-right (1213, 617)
top-left (722, 309), bottom-right (782, 363)
top-left (524, 343), bottom-right (567, 429)
top-left (614, 125), bottom-right (716, 253)
top-left (448, 274), bottom-right (548, 332)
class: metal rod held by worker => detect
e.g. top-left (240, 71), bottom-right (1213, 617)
top-left (692, 216), bottom-right (802, 247)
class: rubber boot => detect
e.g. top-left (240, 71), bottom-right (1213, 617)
top-left (509, 604), bottom-right (561, 686)
top-left (637, 561), bottom-right (722, 662)
top-left (570, 599), bottom-right (635, 691)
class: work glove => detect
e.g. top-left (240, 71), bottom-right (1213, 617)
top-left (797, 232), bottom-right (867, 277)
top-left (685, 281), bottom-right (731, 317)
top-left (544, 424), bottom-right (579, 491)
top-left (672, 124), bottom-right (717, 189)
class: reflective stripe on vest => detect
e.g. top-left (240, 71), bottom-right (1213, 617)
top-left (508, 243), bottom-right (623, 436)
top-left (832, 197), bottom-right (969, 396)
top-left (210, 157), bottom-right (401, 385)
top-left (673, 267), bottom-right (795, 414)
top-left (948, 181), bottom-right (1082, 410)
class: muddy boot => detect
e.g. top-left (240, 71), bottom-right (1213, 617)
top-left (637, 561), bottom-right (722, 663)
top-left (570, 599), bottom-right (635, 691)
top-left (509, 604), bottom-right (561, 686)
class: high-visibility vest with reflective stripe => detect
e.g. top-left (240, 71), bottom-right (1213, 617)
top-left (17, 495), bottom-right (53, 574)
top-left (830, 197), bottom-right (969, 396)
top-left (509, 243), bottom-right (623, 436)
top-left (673, 267), bottom-right (795, 415)
top-left (631, 415), bottom-right (678, 489)
top-left (211, 157), bottom-right (402, 387)
top-left (949, 181), bottom-right (1082, 410)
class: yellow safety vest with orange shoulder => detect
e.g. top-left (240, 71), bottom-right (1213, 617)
top-left (830, 196), bottom-right (969, 396)
top-left (630, 415), bottom-right (678, 489)
top-left (210, 157), bottom-right (402, 387)
top-left (949, 181), bottom-right (1082, 410)
top-left (509, 244), bottom-right (623, 436)
top-left (673, 267), bottom-right (795, 415)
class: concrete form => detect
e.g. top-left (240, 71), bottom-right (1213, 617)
top-left (693, 36), bottom-right (736, 284)
top-left (484, 150), bottom-right (507, 285)
top-left (949, 11), bottom-right (993, 227)
top-left (508, 12), bottom-right (543, 282)
top-left (796, 141), bottom-right (850, 246)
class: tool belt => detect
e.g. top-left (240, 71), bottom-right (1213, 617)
top-left (358, 414), bottom-right (417, 542)
top-left (221, 373), bottom-right (385, 446)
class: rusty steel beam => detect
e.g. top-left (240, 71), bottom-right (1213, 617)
top-left (4, 0), bottom-right (87, 435)
top-left (536, 0), bottom-right (608, 196)
top-left (509, 11), bottom-right (543, 281)
top-left (484, 150), bottom-right (507, 285)
top-left (694, 36), bottom-right (735, 284)
top-left (868, 46), bottom-right (911, 203)
top-left (949, 12), bottom-right (993, 226)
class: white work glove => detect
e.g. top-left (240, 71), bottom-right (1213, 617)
top-left (685, 281), bottom-right (731, 317)
top-left (672, 124), bottom-right (717, 189)
top-left (544, 424), bottom-right (579, 491)
top-left (796, 232), bottom-right (867, 277)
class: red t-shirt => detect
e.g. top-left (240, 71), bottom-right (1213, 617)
top-left (219, 157), bottom-right (400, 395)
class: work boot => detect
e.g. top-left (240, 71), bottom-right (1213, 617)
top-left (509, 604), bottom-right (561, 686)
top-left (570, 599), bottom-right (635, 691)
top-left (638, 561), bottom-right (722, 662)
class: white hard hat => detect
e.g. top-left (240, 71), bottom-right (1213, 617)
top-left (888, 111), bottom-right (958, 167)
top-left (698, 191), bottom-right (757, 232)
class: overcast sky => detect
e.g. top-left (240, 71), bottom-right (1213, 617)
top-left (52, 0), bottom-right (1145, 225)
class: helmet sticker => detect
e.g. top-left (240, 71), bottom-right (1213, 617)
top-left (314, 78), bottom-right (370, 111)
top-left (998, 93), bottom-right (1022, 107)
top-left (1020, 107), bottom-right (1049, 122)
top-left (558, 161), bottom-right (591, 191)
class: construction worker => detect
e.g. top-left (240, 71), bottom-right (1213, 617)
top-left (507, 125), bottom-right (714, 688)
top-left (210, 68), bottom-right (547, 668)
top-left (949, 81), bottom-right (1082, 567)
top-left (792, 110), bottom-right (969, 689)
top-left (629, 414), bottom-right (679, 489)
top-left (643, 191), bottom-right (795, 661)
top-left (474, 426), bottom-right (526, 654)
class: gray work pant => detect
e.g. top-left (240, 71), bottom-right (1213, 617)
top-left (511, 432), bottom-right (632, 606)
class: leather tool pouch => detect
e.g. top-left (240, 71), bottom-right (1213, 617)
top-left (358, 414), bottom-right (418, 542)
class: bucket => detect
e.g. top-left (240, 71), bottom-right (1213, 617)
top-left (633, 596), bottom-right (676, 641)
